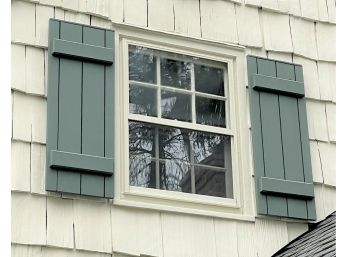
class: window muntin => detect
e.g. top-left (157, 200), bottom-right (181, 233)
top-left (127, 44), bottom-right (234, 199)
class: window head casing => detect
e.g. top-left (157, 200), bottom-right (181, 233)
top-left (115, 24), bottom-right (251, 219)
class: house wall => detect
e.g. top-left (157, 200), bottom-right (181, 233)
top-left (11, 0), bottom-right (336, 256)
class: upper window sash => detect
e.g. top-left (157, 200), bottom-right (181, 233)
top-left (124, 40), bottom-right (235, 134)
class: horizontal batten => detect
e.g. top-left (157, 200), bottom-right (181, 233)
top-left (252, 74), bottom-right (305, 97)
top-left (50, 150), bottom-right (113, 175)
top-left (51, 39), bottom-right (114, 64)
top-left (259, 177), bottom-right (314, 199)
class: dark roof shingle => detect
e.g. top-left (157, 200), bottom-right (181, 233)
top-left (272, 212), bottom-right (336, 257)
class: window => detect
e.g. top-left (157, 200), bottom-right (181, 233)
top-left (127, 45), bottom-right (234, 199)
top-left (115, 24), bottom-right (250, 219)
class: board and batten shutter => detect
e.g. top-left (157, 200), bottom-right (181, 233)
top-left (46, 19), bottom-right (115, 198)
top-left (247, 56), bottom-right (316, 220)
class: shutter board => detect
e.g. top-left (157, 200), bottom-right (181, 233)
top-left (248, 55), bottom-right (316, 220)
top-left (46, 19), bottom-right (114, 198)
top-left (104, 30), bottom-right (115, 198)
top-left (247, 57), bottom-right (267, 215)
top-left (46, 20), bottom-right (60, 191)
top-left (81, 25), bottom-right (106, 197)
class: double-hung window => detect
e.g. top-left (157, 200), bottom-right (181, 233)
top-left (128, 45), bottom-right (233, 199)
top-left (114, 25), bottom-right (248, 217)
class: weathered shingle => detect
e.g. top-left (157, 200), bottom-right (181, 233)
top-left (35, 5), bottom-right (54, 47)
top-left (148, 0), bottom-right (175, 32)
top-left (272, 212), bottom-right (336, 257)
top-left (256, 219), bottom-right (289, 257)
top-left (305, 100), bottom-right (328, 142)
top-left (174, 0), bottom-right (201, 38)
top-left (316, 23), bottom-right (336, 62)
top-left (318, 142), bottom-right (336, 187)
top-left (262, 11), bottom-right (293, 52)
top-left (200, 0), bottom-right (238, 44)
top-left (236, 5), bottom-right (262, 48)
top-left (11, 140), bottom-right (31, 192)
top-left (11, 44), bottom-right (26, 92)
top-left (11, 192), bottom-right (47, 245)
top-left (12, 92), bottom-right (47, 143)
top-left (124, 0), bottom-right (148, 27)
top-left (11, 1), bottom-right (36, 44)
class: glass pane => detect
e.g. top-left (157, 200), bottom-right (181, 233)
top-left (129, 85), bottom-right (157, 116)
top-left (159, 127), bottom-right (190, 163)
top-left (196, 96), bottom-right (226, 127)
top-left (129, 45), bottom-right (156, 83)
top-left (129, 157), bottom-right (156, 189)
top-left (161, 90), bottom-right (192, 122)
top-left (129, 121), bottom-right (155, 157)
top-left (160, 160), bottom-right (191, 193)
top-left (160, 58), bottom-right (191, 89)
top-left (195, 167), bottom-right (226, 198)
top-left (195, 64), bottom-right (224, 96)
top-left (191, 132), bottom-right (228, 168)
top-left (129, 121), bottom-right (156, 188)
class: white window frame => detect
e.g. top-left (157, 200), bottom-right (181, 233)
top-left (113, 23), bottom-right (254, 220)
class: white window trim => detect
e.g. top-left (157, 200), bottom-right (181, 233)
top-left (113, 23), bottom-right (255, 220)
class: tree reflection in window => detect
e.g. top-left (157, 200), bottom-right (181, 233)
top-left (129, 121), bottom-right (232, 198)
top-left (128, 45), bottom-right (233, 199)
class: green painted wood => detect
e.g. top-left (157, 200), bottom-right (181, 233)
top-left (50, 150), bottom-right (113, 175)
top-left (259, 177), bottom-right (314, 199)
top-left (276, 62), bottom-right (308, 219)
top-left (259, 92), bottom-right (288, 217)
top-left (257, 58), bottom-right (288, 217)
top-left (57, 22), bottom-right (83, 194)
top-left (252, 74), bottom-right (305, 97)
top-left (104, 30), bottom-right (115, 198)
top-left (248, 56), bottom-right (316, 220)
top-left (46, 19), bottom-right (60, 192)
top-left (46, 19), bottom-right (115, 198)
top-left (52, 38), bottom-right (114, 64)
top-left (80, 26), bottom-right (106, 197)
top-left (295, 65), bottom-right (316, 220)
top-left (247, 56), bottom-right (267, 215)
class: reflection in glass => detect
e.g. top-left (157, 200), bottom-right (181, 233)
top-left (195, 64), bottom-right (224, 96)
top-left (195, 167), bottom-right (226, 197)
top-left (129, 157), bottom-right (156, 188)
top-left (129, 85), bottom-right (157, 116)
top-left (192, 132), bottom-right (227, 168)
top-left (129, 121), bottom-right (156, 188)
top-left (128, 118), bottom-right (231, 197)
top-left (159, 127), bottom-right (190, 163)
top-left (161, 90), bottom-right (192, 122)
top-left (129, 45), bottom-right (156, 83)
top-left (160, 160), bottom-right (191, 193)
top-left (196, 96), bottom-right (226, 127)
top-left (160, 58), bottom-right (191, 89)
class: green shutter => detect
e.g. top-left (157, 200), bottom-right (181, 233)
top-left (46, 19), bottom-right (115, 198)
top-left (248, 55), bottom-right (316, 220)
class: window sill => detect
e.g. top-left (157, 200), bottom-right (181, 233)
top-left (113, 197), bottom-right (255, 222)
